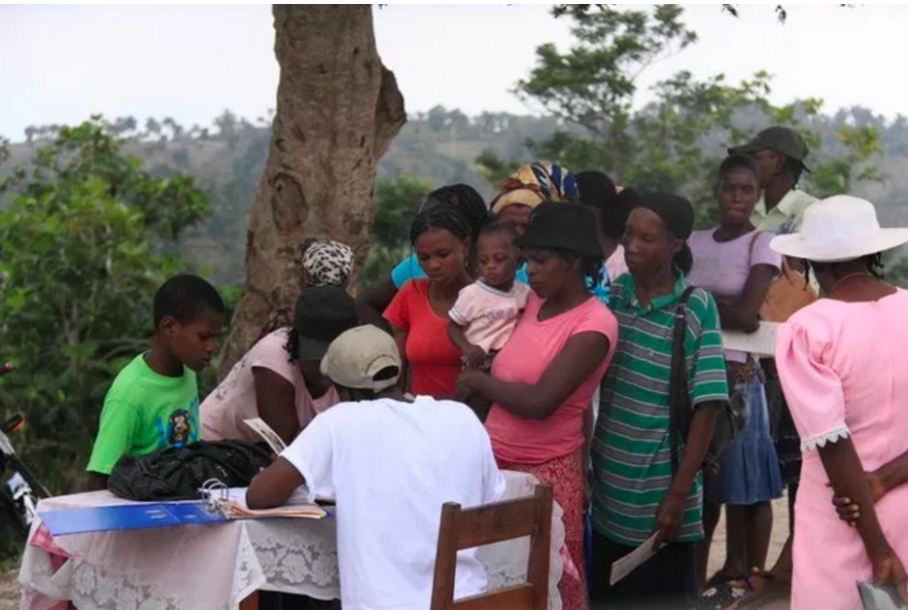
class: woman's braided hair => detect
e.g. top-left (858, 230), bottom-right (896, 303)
top-left (420, 184), bottom-right (489, 243)
top-left (410, 205), bottom-right (473, 245)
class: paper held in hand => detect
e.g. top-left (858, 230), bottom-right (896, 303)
top-left (244, 417), bottom-right (287, 455)
top-left (609, 531), bottom-right (661, 586)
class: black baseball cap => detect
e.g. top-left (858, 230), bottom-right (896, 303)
top-left (292, 286), bottom-right (358, 360)
top-left (729, 126), bottom-right (811, 171)
top-left (516, 202), bottom-right (603, 258)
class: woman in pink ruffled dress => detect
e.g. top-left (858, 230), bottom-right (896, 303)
top-left (772, 195), bottom-right (908, 609)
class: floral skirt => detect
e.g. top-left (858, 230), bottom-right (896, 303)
top-left (498, 447), bottom-right (588, 610)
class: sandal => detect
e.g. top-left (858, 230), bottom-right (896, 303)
top-left (706, 570), bottom-right (744, 588)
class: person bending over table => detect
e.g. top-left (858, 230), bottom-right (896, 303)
top-left (247, 324), bottom-right (505, 610)
top-left (202, 286), bottom-right (358, 445)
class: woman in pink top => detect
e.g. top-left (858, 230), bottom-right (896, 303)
top-left (770, 196), bottom-right (908, 609)
top-left (456, 203), bottom-right (618, 610)
top-left (201, 286), bottom-right (358, 445)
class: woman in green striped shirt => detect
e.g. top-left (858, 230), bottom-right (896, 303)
top-left (589, 193), bottom-right (729, 607)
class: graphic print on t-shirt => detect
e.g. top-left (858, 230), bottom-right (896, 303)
top-left (154, 397), bottom-right (199, 449)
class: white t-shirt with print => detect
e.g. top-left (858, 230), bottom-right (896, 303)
top-left (281, 396), bottom-right (506, 610)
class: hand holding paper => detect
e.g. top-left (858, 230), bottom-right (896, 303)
top-left (610, 531), bottom-right (661, 586)
top-left (244, 418), bottom-right (287, 455)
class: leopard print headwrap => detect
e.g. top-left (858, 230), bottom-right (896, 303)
top-left (302, 240), bottom-right (354, 288)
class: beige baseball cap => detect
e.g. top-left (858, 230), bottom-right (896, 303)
top-left (319, 325), bottom-right (402, 392)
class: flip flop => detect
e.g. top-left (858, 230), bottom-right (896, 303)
top-left (706, 571), bottom-right (744, 588)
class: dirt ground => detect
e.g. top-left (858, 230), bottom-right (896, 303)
top-left (0, 496), bottom-right (791, 610)
top-left (0, 570), bottom-right (18, 610)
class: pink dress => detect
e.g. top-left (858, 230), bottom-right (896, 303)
top-left (776, 290), bottom-right (908, 610)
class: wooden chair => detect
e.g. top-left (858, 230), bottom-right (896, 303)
top-left (430, 484), bottom-right (553, 610)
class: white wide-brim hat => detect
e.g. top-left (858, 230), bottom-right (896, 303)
top-left (770, 195), bottom-right (908, 263)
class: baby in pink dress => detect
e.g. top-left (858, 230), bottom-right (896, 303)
top-left (448, 222), bottom-right (530, 372)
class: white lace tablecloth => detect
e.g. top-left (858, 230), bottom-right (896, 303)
top-left (19, 471), bottom-right (564, 610)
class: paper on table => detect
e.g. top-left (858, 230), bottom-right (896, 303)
top-left (200, 487), bottom-right (329, 520)
top-left (223, 487), bottom-right (314, 507)
top-left (243, 417), bottom-right (287, 454)
top-left (609, 531), bottom-right (661, 586)
top-left (221, 501), bottom-right (325, 520)
top-left (721, 322), bottom-right (779, 358)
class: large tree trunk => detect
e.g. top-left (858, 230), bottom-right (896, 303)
top-left (219, 5), bottom-right (405, 377)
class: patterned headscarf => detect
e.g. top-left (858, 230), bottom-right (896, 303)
top-left (302, 240), bottom-right (354, 288)
top-left (491, 162), bottom-right (579, 215)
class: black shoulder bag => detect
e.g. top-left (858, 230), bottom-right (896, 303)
top-left (668, 287), bottom-right (740, 474)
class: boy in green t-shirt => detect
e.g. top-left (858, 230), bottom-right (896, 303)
top-left (86, 274), bottom-right (226, 491)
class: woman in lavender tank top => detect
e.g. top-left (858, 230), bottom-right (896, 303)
top-left (687, 154), bottom-right (785, 594)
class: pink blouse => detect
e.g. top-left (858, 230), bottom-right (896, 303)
top-left (484, 293), bottom-right (617, 465)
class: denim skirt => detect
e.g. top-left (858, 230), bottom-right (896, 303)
top-left (710, 376), bottom-right (784, 505)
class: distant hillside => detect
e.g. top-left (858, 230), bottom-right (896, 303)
top-left (4, 106), bottom-right (908, 285)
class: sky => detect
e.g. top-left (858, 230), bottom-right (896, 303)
top-left (2, 4), bottom-right (908, 141)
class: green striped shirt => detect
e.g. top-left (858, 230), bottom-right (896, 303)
top-left (592, 272), bottom-right (728, 546)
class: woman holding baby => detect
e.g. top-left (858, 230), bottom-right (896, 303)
top-left (455, 202), bottom-right (618, 610)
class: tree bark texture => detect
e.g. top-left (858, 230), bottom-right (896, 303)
top-left (219, 5), bottom-right (406, 377)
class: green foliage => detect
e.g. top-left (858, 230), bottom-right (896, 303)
top-left (808, 125), bottom-right (883, 198)
top-left (0, 117), bottom-right (209, 504)
top-left (371, 174), bottom-right (432, 249)
top-left (360, 174), bottom-right (432, 290)
top-left (487, 4), bottom-right (882, 230)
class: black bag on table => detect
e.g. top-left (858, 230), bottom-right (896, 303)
top-left (107, 440), bottom-right (273, 501)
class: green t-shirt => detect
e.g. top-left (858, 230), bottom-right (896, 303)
top-left (592, 272), bottom-right (729, 546)
top-left (87, 354), bottom-right (200, 475)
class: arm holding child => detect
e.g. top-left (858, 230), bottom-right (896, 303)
top-left (447, 322), bottom-right (488, 369)
top-left (457, 331), bottom-right (610, 420)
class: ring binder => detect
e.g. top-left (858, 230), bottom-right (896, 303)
top-left (200, 479), bottom-right (229, 515)
top-left (198, 480), bottom-right (328, 520)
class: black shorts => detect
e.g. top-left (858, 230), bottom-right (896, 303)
top-left (590, 530), bottom-right (698, 609)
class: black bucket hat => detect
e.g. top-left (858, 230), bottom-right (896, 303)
top-left (292, 286), bottom-right (359, 360)
top-left (516, 202), bottom-right (603, 258)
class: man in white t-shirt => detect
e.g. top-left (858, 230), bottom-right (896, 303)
top-left (246, 325), bottom-right (506, 610)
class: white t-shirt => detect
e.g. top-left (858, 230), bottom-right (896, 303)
top-left (281, 396), bottom-right (507, 610)
top-left (201, 329), bottom-right (337, 442)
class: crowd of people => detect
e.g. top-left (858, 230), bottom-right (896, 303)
top-left (80, 125), bottom-right (908, 610)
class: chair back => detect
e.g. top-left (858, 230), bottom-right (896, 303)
top-left (430, 483), bottom-right (553, 610)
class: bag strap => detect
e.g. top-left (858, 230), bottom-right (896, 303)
top-left (669, 286), bottom-right (697, 474)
